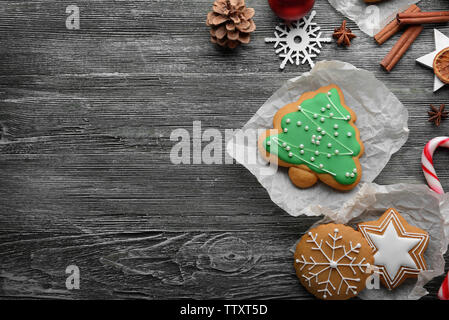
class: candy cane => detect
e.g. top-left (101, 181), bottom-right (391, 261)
top-left (438, 272), bottom-right (449, 300)
top-left (422, 136), bottom-right (449, 194)
top-left (423, 138), bottom-right (449, 300)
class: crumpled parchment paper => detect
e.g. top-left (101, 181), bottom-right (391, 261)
top-left (305, 183), bottom-right (449, 300)
top-left (226, 60), bottom-right (409, 217)
top-left (328, 0), bottom-right (421, 37)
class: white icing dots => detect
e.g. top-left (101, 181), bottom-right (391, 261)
top-left (353, 168), bottom-right (357, 173)
top-left (347, 132), bottom-right (352, 137)
top-left (267, 91), bottom-right (359, 183)
top-left (266, 141), bottom-right (271, 146)
top-left (350, 173), bottom-right (355, 178)
top-left (327, 91), bottom-right (332, 96)
top-left (346, 115), bottom-right (351, 121)
top-left (334, 228), bottom-right (339, 233)
top-left (345, 172), bottom-right (350, 177)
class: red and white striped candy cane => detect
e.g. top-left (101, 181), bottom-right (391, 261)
top-left (423, 138), bottom-right (449, 300)
top-left (439, 272), bottom-right (449, 300)
top-left (422, 136), bottom-right (449, 194)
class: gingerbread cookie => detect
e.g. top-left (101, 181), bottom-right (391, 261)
top-left (358, 208), bottom-right (429, 290)
top-left (294, 223), bottom-right (374, 300)
top-left (258, 85), bottom-right (364, 191)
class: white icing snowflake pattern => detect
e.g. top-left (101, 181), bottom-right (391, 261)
top-left (265, 10), bottom-right (331, 70)
top-left (295, 228), bottom-right (371, 299)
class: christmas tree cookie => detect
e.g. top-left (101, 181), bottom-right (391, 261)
top-left (258, 85), bottom-right (364, 191)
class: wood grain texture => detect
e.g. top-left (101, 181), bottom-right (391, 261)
top-left (0, 0), bottom-right (448, 299)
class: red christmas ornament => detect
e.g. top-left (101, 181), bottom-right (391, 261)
top-left (268, 0), bottom-right (315, 21)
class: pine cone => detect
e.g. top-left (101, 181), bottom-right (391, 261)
top-left (206, 0), bottom-right (256, 49)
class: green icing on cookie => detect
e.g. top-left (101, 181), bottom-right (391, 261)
top-left (263, 88), bottom-right (361, 185)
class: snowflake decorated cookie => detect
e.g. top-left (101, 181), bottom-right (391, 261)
top-left (258, 84), bottom-right (364, 191)
top-left (294, 223), bottom-right (374, 300)
top-left (358, 208), bottom-right (429, 290)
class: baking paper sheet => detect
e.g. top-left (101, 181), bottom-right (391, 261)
top-left (328, 0), bottom-right (421, 37)
top-left (227, 60), bottom-right (409, 217)
top-left (309, 183), bottom-right (449, 300)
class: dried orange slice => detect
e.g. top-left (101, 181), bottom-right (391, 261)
top-left (433, 47), bottom-right (449, 84)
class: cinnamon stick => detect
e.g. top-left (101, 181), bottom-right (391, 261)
top-left (374, 4), bottom-right (420, 45)
top-left (380, 24), bottom-right (423, 72)
top-left (398, 11), bottom-right (449, 26)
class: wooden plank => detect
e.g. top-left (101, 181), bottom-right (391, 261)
top-left (0, 0), bottom-right (448, 299)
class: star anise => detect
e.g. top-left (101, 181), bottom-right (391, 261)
top-left (333, 20), bottom-right (356, 47)
top-left (428, 104), bottom-right (449, 127)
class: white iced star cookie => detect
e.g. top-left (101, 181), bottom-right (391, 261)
top-left (294, 223), bottom-right (374, 300)
top-left (358, 208), bottom-right (429, 290)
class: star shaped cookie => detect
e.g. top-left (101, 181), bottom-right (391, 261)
top-left (358, 208), bottom-right (429, 290)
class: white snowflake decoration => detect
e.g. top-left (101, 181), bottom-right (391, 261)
top-left (295, 228), bottom-right (371, 299)
top-left (265, 10), bottom-right (331, 70)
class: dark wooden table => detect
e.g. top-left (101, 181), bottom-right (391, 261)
top-left (0, 0), bottom-right (448, 299)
